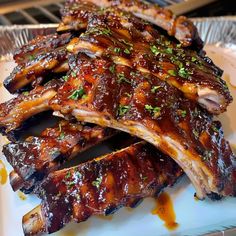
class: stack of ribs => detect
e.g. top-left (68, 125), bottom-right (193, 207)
top-left (0, 0), bottom-right (235, 235)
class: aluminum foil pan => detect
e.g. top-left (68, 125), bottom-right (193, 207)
top-left (0, 16), bottom-right (236, 61)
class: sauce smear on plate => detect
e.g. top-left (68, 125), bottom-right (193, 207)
top-left (152, 192), bottom-right (178, 231)
top-left (0, 160), bottom-right (7, 185)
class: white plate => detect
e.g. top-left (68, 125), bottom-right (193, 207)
top-left (1, 21), bottom-right (236, 236)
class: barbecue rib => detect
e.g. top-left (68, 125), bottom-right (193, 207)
top-left (66, 9), bottom-right (231, 114)
top-left (62, 0), bottom-right (203, 48)
top-left (3, 120), bottom-right (115, 193)
top-left (0, 79), bottom-right (63, 135)
top-left (4, 33), bottom-right (72, 94)
top-left (49, 54), bottom-right (236, 199)
top-left (22, 142), bottom-right (183, 235)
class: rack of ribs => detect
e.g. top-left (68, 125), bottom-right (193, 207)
top-left (66, 7), bottom-right (231, 114)
top-left (62, 0), bottom-right (203, 48)
top-left (4, 33), bottom-right (73, 94)
top-left (22, 142), bottom-right (183, 235)
top-left (49, 53), bottom-right (236, 199)
top-left (0, 79), bottom-right (64, 137)
top-left (3, 120), bottom-right (115, 193)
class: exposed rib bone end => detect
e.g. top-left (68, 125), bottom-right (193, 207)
top-left (9, 171), bottom-right (25, 192)
top-left (22, 205), bottom-right (46, 236)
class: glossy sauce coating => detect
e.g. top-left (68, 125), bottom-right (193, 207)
top-left (37, 142), bottom-right (183, 234)
top-left (3, 120), bottom-right (114, 193)
top-left (152, 192), bottom-right (178, 231)
top-left (50, 54), bottom-right (236, 198)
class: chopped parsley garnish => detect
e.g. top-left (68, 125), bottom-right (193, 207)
top-left (76, 172), bottom-right (82, 179)
top-left (150, 45), bottom-right (160, 56)
top-left (68, 87), bottom-right (85, 100)
top-left (102, 28), bottom-right (112, 36)
top-left (114, 47), bottom-right (121, 53)
top-left (119, 39), bottom-right (133, 47)
top-left (109, 64), bottom-right (115, 74)
top-left (29, 55), bottom-right (35, 60)
top-left (151, 86), bottom-right (161, 93)
top-left (92, 176), bottom-right (103, 189)
top-left (191, 56), bottom-right (197, 62)
top-left (125, 92), bottom-right (132, 98)
top-left (179, 109), bottom-right (187, 118)
top-left (212, 124), bottom-right (219, 133)
top-left (62, 75), bottom-right (69, 81)
top-left (71, 71), bottom-right (77, 77)
top-left (145, 105), bottom-right (161, 114)
top-left (118, 105), bottom-right (130, 116)
top-left (168, 70), bottom-right (177, 76)
top-left (117, 73), bottom-right (131, 84)
top-left (193, 129), bottom-right (199, 138)
top-left (176, 44), bottom-right (182, 48)
top-left (65, 172), bottom-right (71, 179)
top-left (59, 132), bottom-right (65, 140)
top-left (165, 47), bottom-right (173, 54)
top-left (124, 48), bottom-right (131, 54)
top-left (22, 91), bottom-right (29, 96)
top-left (178, 67), bottom-right (189, 78)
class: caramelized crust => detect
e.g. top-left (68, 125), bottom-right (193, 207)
top-left (3, 120), bottom-right (115, 193)
top-left (4, 33), bottom-right (72, 94)
top-left (49, 54), bottom-right (236, 199)
top-left (0, 79), bottom-right (63, 134)
top-left (22, 142), bottom-right (183, 235)
top-left (63, 0), bottom-right (203, 48)
top-left (66, 10), bottom-right (231, 114)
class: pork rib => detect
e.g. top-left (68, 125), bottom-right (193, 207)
top-left (4, 33), bottom-right (72, 94)
top-left (22, 142), bottom-right (183, 235)
top-left (63, 0), bottom-right (202, 48)
top-left (50, 54), bottom-right (236, 199)
top-left (3, 120), bottom-right (115, 193)
top-left (66, 11), bottom-right (231, 114)
top-left (0, 79), bottom-right (63, 135)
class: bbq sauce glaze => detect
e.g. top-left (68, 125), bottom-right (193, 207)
top-left (152, 192), bottom-right (178, 231)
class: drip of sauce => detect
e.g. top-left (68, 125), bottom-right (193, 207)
top-left (152, 192), bottom-right (179, 231)
top-left (17, 191), bottom-right (27, 201)
top-left (0, 160), bottom-right (7, 185)
top-left (97, 215), bottom-right (113, 221)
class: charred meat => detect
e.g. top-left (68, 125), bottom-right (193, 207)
top-left (22, 142), bottom-right (183, 235)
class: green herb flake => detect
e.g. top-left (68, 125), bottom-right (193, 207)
top-left (180, 110), bottom-right (187, 118)
top-left (193, 129), bottom-right (199, 138)
top-left (65, 172), bottom-right (71, 179)
top-left (212, 124), bottom-right (219, 133)
top-left (68, 87), bottom-right (85, 100)
top-left (109, 64), bottom-right (115, 74)
top-left (165, 47), bottom-right (173, 54)
top-left (76, 172), bottom-right (82, 179)
top-left (118, 105), bottom-right (130, 116)
top-left (102, 28), bottom-right (112, 36)
top-left (151, 86), bottom-right (161, 93)
top-left (177, 44), bottom-right (182, 48)
top-left (71, 71), bottom-right (77, 77)
top-left (29, 55), bottom-right (35, 60)
top-left (150, 45), bottom-right (160, 56)
top-left (114, 47), bottom-right (121, 53)
top-left (145, 105), bottom-right (161, 113)
top-left (178, 67), bottom-right (189, 78)
top-left (62, 75), bottom-right (69, 81)
top-left (125, 92), bottom-right (132, 98)
top-left (59, 132), bottom-right (65, 140)
top-left (124, 48), bottom-right (131, 54)
top-left (92, 176), bottom-right (103, 189)
top-left (191, 56), bottom-right (197, 62)
top-left (22, 91), bottom-right (29, 96)
top-left (117, 73), bottom-right (131, 84)
top-left (168, 70), bottom-right (177, 76)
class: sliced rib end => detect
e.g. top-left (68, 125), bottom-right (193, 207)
top-left (22, 205), bottom-right (46, 236)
